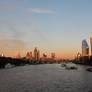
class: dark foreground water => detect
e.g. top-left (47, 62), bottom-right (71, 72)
top-left (0, 64), bottom-right (92, 92)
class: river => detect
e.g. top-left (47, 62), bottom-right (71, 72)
top-left (0, 64), bottom-right (92, 92)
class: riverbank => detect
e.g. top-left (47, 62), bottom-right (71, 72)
top-left (0, 57), bottom-right (57, 69)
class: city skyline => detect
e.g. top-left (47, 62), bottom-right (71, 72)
top-left (0, 0), bottom-right (92, 59)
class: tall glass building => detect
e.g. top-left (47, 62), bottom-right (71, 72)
top-left (90, 37), bottom-right (92, 56)
top-left (82, 40), bottom-right (89, 56)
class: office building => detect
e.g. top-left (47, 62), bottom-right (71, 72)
top-left (90, 37), bottom-right (92, 56)
top-left (82, 40), bottom-right (89, 56)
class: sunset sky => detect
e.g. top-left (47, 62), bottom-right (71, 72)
top-left (0, 0), bottom-right (92, 59)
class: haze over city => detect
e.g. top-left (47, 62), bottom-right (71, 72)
top-left (0, 0), bottom-right (92, 59)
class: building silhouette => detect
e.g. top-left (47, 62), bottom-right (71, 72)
top-left (82, 40), bottom-right (89, 56)
top-left (37, 50), bottom-right (40, 60)
top-left (90, 37), bottom-right (92, 56)
top-left (29, 52), bottom-right (32, 57)
top-left (51, 53), bottom-right (55, 59)
top-left (34, 48), bottom-right (38, 60)
top-left (16, 52), bottom-right (21, 58)
top-left (26, 51), bottom-right (32, 59)
top-left (26, 52), bottom-right (30, 59)
top-left (34, 47), bottom-right (40, 60)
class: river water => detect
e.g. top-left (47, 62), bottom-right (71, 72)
top-left (0, 64), bottom-right (92, 92)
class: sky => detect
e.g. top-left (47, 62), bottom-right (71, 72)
top-left (0, 0), bottom-right (92, 59)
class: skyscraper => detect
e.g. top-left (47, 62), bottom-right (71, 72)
top-left (82, 40), bottom-right (89, 56)
top-left (34, 47), bottom-right (40, 60)
top-left (90, 37), bottom-right (92, 56)
top-left (34, 47), bottom-right (38, 60)
top-left (37, 50), bottom-right (40, 60)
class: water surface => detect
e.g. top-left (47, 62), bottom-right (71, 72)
top-left (0, 64), bottom-right (92, 92)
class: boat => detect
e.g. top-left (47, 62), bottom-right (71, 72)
top-left (86, 68), bottom-right (92, 72)
top-left (61, 63), bottom-right (66, 67)
top-left (65, 64), bottom-right (78, 70)
top-left (65, 66), bottom-right (77, 70)
top-left (5, 63), bottom-right (15, 69)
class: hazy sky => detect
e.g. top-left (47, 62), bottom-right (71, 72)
top-left (0, 0), bottom-right (92, 59)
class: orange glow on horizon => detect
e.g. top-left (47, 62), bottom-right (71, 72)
top-left (0, 48), bottom-right (79, 60)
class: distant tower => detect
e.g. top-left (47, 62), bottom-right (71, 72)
top-left (29, 52), bottom-right (32, 58)
top-left (37, 50), bottom-right (40, 60)
top-left (51, 53), bottom-right (55, 59)
top-left (26, 52), bottom-right (30, 59)
top-left (90, 37), bottom-right (92, 56)
top-left (16, 52), bottom-right (21, 58)
top-left (82, 40), bottom-right (89, 56)
top-left (26, 51), bottom-right (32, 59)
top-left (34, 47), bottom-right (38, 60)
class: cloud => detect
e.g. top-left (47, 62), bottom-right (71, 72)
top-left (0, 19), bottom-right (47, 41)
top-left (0, 19), bottom-right (27, 55)
top-left (0, 34), bottom-right (26, 55)
top-left (27, 8), bottom-right (55, 14)
top-left (0, 19), bottom-right (25, 39)
top-left (0, 0), bottom-right (28, 12)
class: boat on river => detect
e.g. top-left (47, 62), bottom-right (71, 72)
top-left (65, 66), bottom-right (78, 70)
top-left (65, 63), bottom-right (78, 70)
top-left (61, 63), bottom-right (66, 67)
top-left (86, 68), bottom-right (92, 72)
top-left (5, 63), bottom-right (15, 69)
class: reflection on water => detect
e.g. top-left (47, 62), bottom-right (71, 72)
top-left (0, 64), bottom-right (92, 92)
